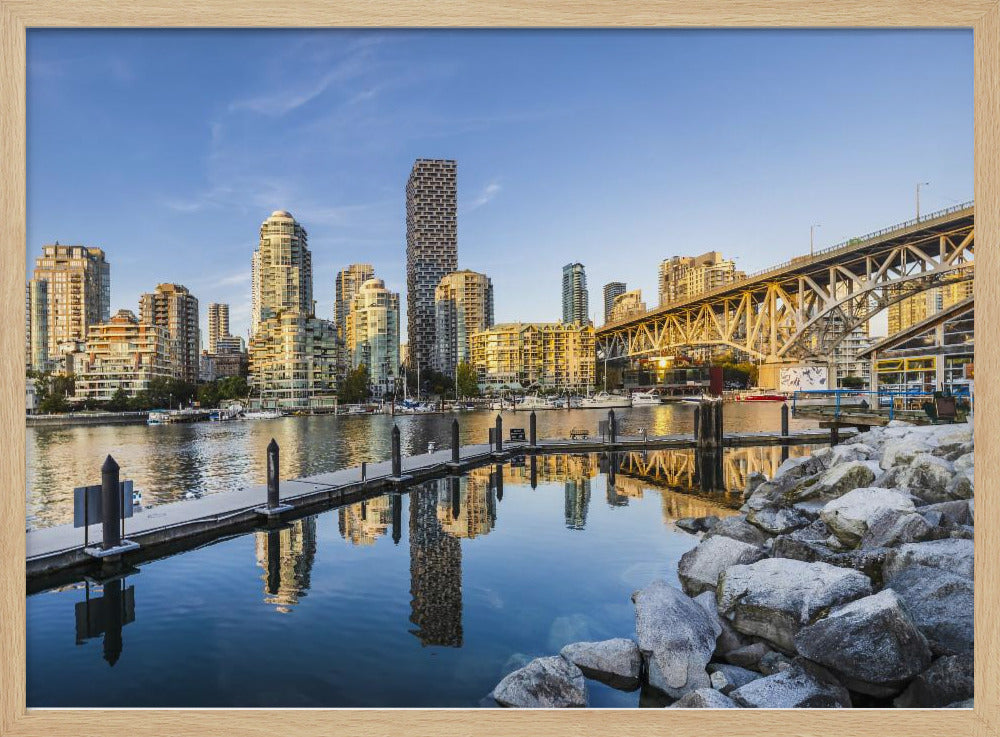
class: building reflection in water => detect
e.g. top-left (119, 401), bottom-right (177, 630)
top-left (338, 496), bottom-right (393, 546)
top-left (74, 576), bottom-right (136, 667)
top-left (409, 482), bottom-right (463, 647)
top-left (254, 517), bottom-right (317, 613)
top-left (437, 474), bottom-right (497, 540)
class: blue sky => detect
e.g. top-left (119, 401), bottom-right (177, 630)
top-left (27, 29), bottom-right (972, 342)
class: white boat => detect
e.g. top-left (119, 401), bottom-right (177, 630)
top-left (680, 394), bottom-right (713, 404)
top-left (631, 391), bottom-right (662, 406)
top-left (515, 394), bottom-right (556, 411)
top-left (579, 391), bottom-right (632, 409)
top-left (242, 410), bottom-right (283, 420)
top-left (147, 410), bottom-right (170, 425)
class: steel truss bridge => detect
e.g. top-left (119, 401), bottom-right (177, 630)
top-left (597, 203), bottom-right (974, 364)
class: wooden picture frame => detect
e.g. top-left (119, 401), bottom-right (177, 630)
top-left (2, 1), bottom-right (997, 734)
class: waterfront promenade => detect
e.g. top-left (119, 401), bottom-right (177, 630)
top-left (26, 424), bottom-right (845, 589)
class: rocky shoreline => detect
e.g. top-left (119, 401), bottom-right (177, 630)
top-left (488, 420), bottom-right (975, 708)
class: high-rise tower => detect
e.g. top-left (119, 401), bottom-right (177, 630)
top-left (28, 244), bottom-right (110, 370)
top-left (406, 159), bottom-right (458, 373)
top-left (433, 269), bottom-right (494, 376)
top-left (603, 282), bottom-right (626, 323)
top-left (140, 283), bottom-right (200, 383)
top-left (207, 303), bottom-right (230, 353)
top-left (248, 210), bottom-right (337, 410)
top-left (562, 262), bottom-right (589, 325)
top-left (335, 263), bottom-right (375, 339)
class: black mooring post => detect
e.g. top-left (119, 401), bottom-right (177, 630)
top-left (391, 493), bottom-right (402, 544)
top-left (781, 402), bottom-right (789, 439)
top-left (529, 411), bottom-right (537, 447)
top-left (495, 414), bottom-right (503, 453)
top-left (451, 476), bottom-right (461, 519)
top-left (101, 455), bottom-right (122, 550)
top-left (831, 425), bottom-right (840, 446)
top-left (452, 418), bottom-right (460, 463)
top-left (608, 409), bottom-right (617, 444)
top-left (266, 439), bottom-right (280, 509)
top-left (361, 461), bottom-right (367, 481)
top-left (102, 577), bottom-right (124, 667)
top-left (391, 425), bottom-right (402, 478)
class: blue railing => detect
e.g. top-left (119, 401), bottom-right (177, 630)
top-left (792, 387), bottom-right (970, 421)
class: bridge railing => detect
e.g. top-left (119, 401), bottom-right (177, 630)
top-left (600, 200), bottom-right (974, 332)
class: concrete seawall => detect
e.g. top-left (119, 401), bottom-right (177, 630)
top-left (27, 412), bottom-right (149, 427)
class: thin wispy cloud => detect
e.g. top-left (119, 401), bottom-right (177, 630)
top-left (469, 181), bottom-right (502, 210)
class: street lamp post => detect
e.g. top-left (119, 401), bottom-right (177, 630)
top-left (916, 182), bottom-right (930, 220)
top-left (810, 224), bottom-right (821, 257)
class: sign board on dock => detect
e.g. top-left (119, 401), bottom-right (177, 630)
top-left (73, 480), bottom-right (134, 528)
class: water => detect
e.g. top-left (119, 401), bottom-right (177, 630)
top-left (26, 447), bottom-right (812, 708)
top-left (26, 403), bottom-right (813, 529)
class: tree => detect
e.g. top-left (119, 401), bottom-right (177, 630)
top-left (197, 383), bottom-right (220, 408)
top-left (217, 375), bottom-right (249, 401)
top-left (106, 387), bottom-right (130, 412)
top-left (455, 361), bottom-right (479, 398)
top-left (339, 365), bottom-right (370, 404)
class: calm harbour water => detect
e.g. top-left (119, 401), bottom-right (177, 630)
top-left (26, 444), bottom-right (813, 708)
top-left (26, 402), bottom-right (813, 529)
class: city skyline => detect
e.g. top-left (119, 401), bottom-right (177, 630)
top-left (27, 30), bottom-right (972, 340)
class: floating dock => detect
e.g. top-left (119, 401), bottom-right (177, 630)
top-left (26, 427), bottom-right (850, 591)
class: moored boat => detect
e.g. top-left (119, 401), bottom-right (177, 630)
top-left (579, 391), bottom-right (632, 409)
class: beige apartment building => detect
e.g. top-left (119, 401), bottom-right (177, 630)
top-left (207, 303), bottom-right (230, 353)
top-left (344, 278), bottom-right (400, 396)
top-left (75, 309), bottom-right (173, 400)
top-left (140, 283), bottom-right (200, 384)
top-left (249, 210), bottom-right (338, 410)
top-left (433, 269), bottom-right (494, 376)
top-left (658, 251), bottom-right (744, 306)
top-left (470, 322), bottom-right (596, 391)
top-left (335, 263), bottom-right (375, 339)
top-left (887, 281), bottom-right (974, 335)
top-left (607, 289), bottom-right (646, 323)
top-left (27, 243), bottom-right (111, 372)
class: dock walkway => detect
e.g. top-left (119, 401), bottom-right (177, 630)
top-left (26, 428), bottom-right (848, 589)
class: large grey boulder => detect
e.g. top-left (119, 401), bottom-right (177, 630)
top-left (793, 590), bottom-right (932, 696)
top-left (692, 591), bottom-right (745, 658)
top-left (921, 499), bottom-right (974, 527)
top-left (787, 461), bottom-right (877, 504)
top-left (559, 639), bottom-right (641, 691)
top-left (883, 538), bottom-right (974, 582)
top-left (728, 667), bottom-right (852, 708)
top-left (885, 565), bottom-right (974, 655)
top-left (632, 579), bottom-right (721, 698)
top-left (946, 472), bottom-right (974, 501)
top-left (723, 642), bottom-right (773, 671)
top-left (668, 688), bottom-right (739, 708)
top-left (705, 515), bottom-right (771, 547)
top-left (716, 558), bottom-right (873, 652)
top-left (773, 455), bottom-right (826, 484)
top-left (678, 536), bottom-right (767, 596)
top-left (708, 663), bottom-right (761, 694)
top-left (746, 504), bottom-right (813, 535)
top-left (771, 535), bottom-right (891, 586)
top-left (491, 655), bottom-right (588, 708)
top-left (858, 511), bottom-right (935, 549)
top-left (881, 454), bottom-right (956, 504)
top-left (820, 487), bottom-right (915, 547)
top-left (953, 452), bottom-right (974, 474)
top-left (894, 653), bottom-right (974, 708)
top-left (879, 438), bottom-right (933, 469)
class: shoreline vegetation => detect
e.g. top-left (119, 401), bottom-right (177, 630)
top-left (488, 420), bottom-right (974, 709)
